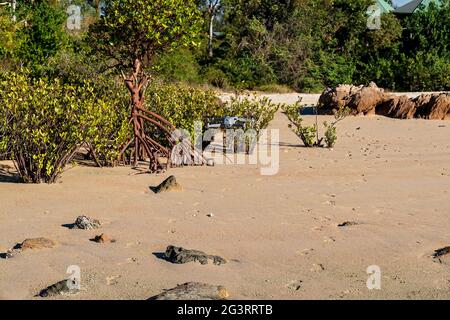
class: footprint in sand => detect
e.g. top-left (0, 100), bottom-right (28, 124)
top-left (310, 263), bottom-right (325, 272)
top-left (323, 236), bottom-right (336, 243)
top-left (125, 242), bottom-right (141, 248)
top-left (106, 275), bottom-right (121, 285)
top-left (286, 280), bottom-right (303, 291)
top-left (296, 248), bottom-right (314, 256)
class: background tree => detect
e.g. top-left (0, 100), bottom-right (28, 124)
top-left (16, 1), bottom-right (68, 68)
top-left (200, 0), bottom-right (222, 58)
top-left (0, 6), bottom-right (18, 70)
top-left (88, 0), bottom-right (203, 171)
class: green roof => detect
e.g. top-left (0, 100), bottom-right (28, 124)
top-left (375, 0), bottom-right (395, 13)
top-left (394, 0), bottom-right (442, 15)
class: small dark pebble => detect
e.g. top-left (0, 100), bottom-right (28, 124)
top-left (338, 221), bottom-right (359, 227)
top-left (432, 246), bottom-right (450, 259)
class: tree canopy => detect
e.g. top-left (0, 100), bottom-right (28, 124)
top-left (88, 0), bottom-right (203, 70)
top-left (0, 0), bottom-right (449, 92)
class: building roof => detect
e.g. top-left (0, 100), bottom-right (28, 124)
top-left (394, 0), bottom-right (442, 15)
top-left (376, 0), bottom-right (395, 13)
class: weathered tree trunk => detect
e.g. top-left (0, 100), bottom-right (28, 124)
top-left (208, 14), bottom-right (214, 58)
top-left (119, 59), bottom-right (175, 172)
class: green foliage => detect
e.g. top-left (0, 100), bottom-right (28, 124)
top-left (36, 48), bottom-right (132, 166)
top-left (83, 79), bottom-right (131, 167)
top-left (402, 1), bottom-right (450, 54)
top-left (153, 48), bottom-right (201, 84)
top-left (255, 84), bottom-right (294, 94)
top-left (323, 122), bottom-right (337, 148)
top-left (203, 66), bottom-right (229, 88)
top-left (403, 50), bottom-right (450, 91)
top-left (398, 0), bottom-right (450, 91)
top-left (283, 103), bottom-right (318, 147)
top-left (0, 8), bottom-right (17, 60)
top-left (216, 55), bottom-right (276, 89)
top-left (16, 2), bottom-right (69, 68)
top-left (323, 106), bottom-right (350, 148)
top-left (224, 95), bottom-right (280, 135)
top-left (0, 70), bottom-right (130, 183)
top-left (145, 81), bottom-right (221, 136)
top-left (145, 84), bottom-right (279, 140)
top-left (88, 0), bottom-right (204, 69)
top-left (283, 103), bottom-right (349, 148)
top-left (1, 0), bottom-right (449, 92)
top-left (297, 123), bottom-right (317, 148)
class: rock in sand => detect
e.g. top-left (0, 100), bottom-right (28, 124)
top-left (74, 215), bottom-right (101, 230)
top-left (164, 245), bottom-right (227, 265)
top-left (38, 279), bottom-right (79, 297)
top-left (150, 176), bottom-right (182, 194)
top-left (149, 282), bottom-right (229, 300)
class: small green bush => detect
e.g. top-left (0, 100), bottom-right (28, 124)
top-left (283, 103), bottom-right (349, 148)
top-left (145, 85), bottom-right (279, 149)
top-left (145, 81), bottom-right (222, 137)
top-left (0, 70), bottom-right (130, 183)
top-left (203, 66), bottom-right (229, 89)
top-left (323, 106), bottom-right (350, 148)
top-left (255, 84), bottom-right (294, 94)
top-left (225, 95), bottom-right (280, 135)
top-left (323, 121), bottom-right (337, 148)
top-left (283, 102), bottom-right (318, 147)
top-left (153, 48), bottom-right (201, 84)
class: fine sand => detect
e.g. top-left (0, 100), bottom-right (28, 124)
top-left (1, 94), bottom-right (450, 299)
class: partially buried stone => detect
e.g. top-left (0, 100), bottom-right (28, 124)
top-left (74, 215), bottom-right (101, 230)
top-left (164, 245), bottom-right (227, 265)
top-left (91, 234), bottom-right (114, 243)
top-left (337, 221), bottom-right (359, 227)
top-left (38, 279), bottom-right (79, 297)
top-left (149, 282), bottom-right (229, 300)
top-left (150, 176), bottom-right (182, 194)
top-left (19, 238), bottom-right (57, 251)
top-left (1, 238), bottom-right (56, 258)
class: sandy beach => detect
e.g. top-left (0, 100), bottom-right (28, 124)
top-left (1, 95), bottom-right (450, 300)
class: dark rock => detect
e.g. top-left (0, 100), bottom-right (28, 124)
top-left (150, 176), bottom-right (182, 194)
top-left (163, 245), bottom-right (227, 265)
top-left (38, 279), bottom-right (79, 297)
top-left (90, 233), bottom-right (112, 243)
top-left (90, 234), bottom-right (115, 243)
top-left (0, 250), bottom-right (14, 259)
top-left (338, 221), bottom-right (359, 227)
top-left (432, 246), bottom-right (450, 259)
top-left (148, 282), bottom-right (229, 300)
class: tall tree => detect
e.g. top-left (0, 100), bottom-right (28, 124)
top-left (16, 1), bottom-right (68, 67)
top-left (200, 0), bottom-right (221, 58)
top-left (88, 0), bottom-right (203, 171)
